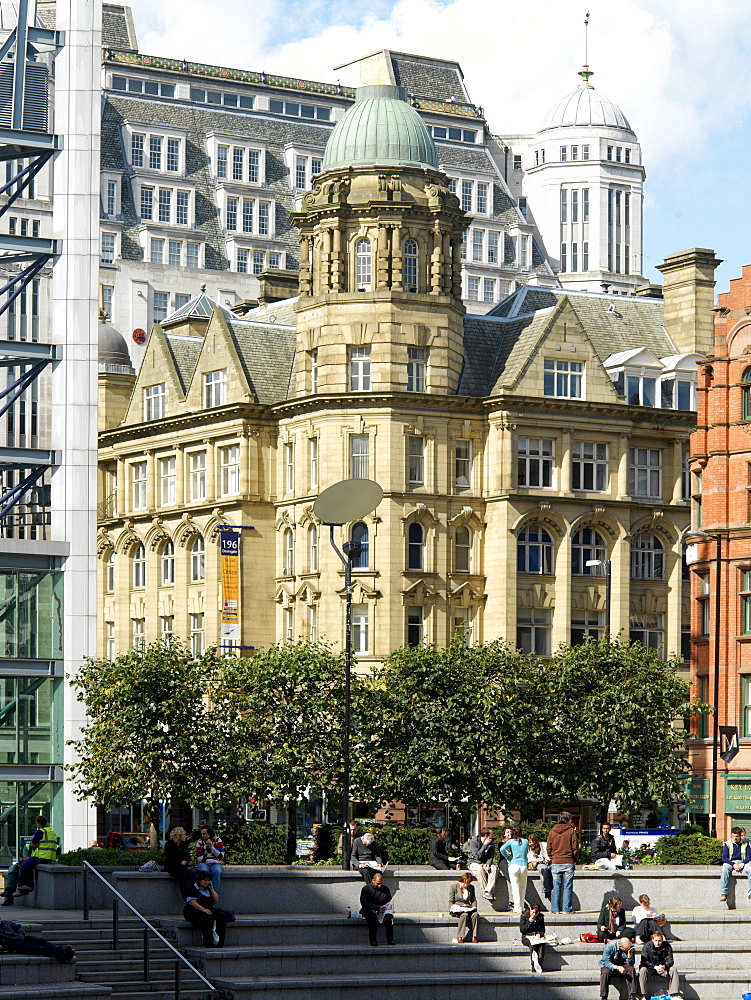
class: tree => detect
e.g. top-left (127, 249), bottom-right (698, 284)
top-left (69, 641), bottom-right (226, 845)
top-left (541, 637), bottom-right (708, 815)
top-left (356, 637), bottom-right (547, 812)
top-left (215, 640), bottom-right (348, 857)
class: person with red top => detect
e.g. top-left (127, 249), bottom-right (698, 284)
top-left (196, 826), bottom-right (225, 893)
top-left (546, 811), bottom-right (579, 914)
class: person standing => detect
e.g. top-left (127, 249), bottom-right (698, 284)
top-left (499, 826), bottom-right (529, 914)
top-left (719, 825), bottom-right (751, 902)
top-left (638, 929), bottom-right (681, 999)
top-left (467, 829), bottom-right (498, 901)
top-left (598, 935), bottom-right (638, 999)
top-left (520, 903), bottom-right (546, 973)
top-left (527, 834), bottom-right (553, 900)
top-left (196, 826), bottom-right (225, 893)
top-left (338, 820), bottom-right (360, 856)
top-left (547, 811), bottom-right (579, 914)
top-left (14, 815), bottom-right (58, 897)
top-left (448, 871), bottom-right (478, 943)
top-left (359, 872), bottom-right (394, 946)
top-left (591, 823), bottom-right (620, 871)
top-left (183, 872), bottom-right (229, 948)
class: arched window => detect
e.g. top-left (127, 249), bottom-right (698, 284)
top-left (742, 366), bottom-right (751, 420)
top-left (408, 522), bottom-right (424, 570)
top-left (631, 533), bottom-right (664, 580)
top-left (351, 521), bottom-right (369, 568)
top-left (309, 524), bottom-right (318, 572)
top-left (571, 528), bottom-right (606, 576)
top-left (190, 535), bottom-right (205, 582)
top-left (454, 526), bottom-right (472, 572)
top-left (403, 239), bottom-right (418, 291)
top-left (283, 528), bottom-right (294, 576)
top-left (105, 550), bottom-right (115, 593)
top-left (517, 527), bottom-right (553, 575)
top-left (132, 544), bottom-right (146, 588)
top-left (355, 238), bottom-right (372, 290)
top-left (161, 540), bottom-right (175, 586)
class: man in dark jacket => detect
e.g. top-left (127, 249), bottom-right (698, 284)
top-left (591, 823), bottom-right (620, 870)
top-left (359, 872), bottom-right (394, 946)
top-left (0, 919), bottom-right (75, 962)
top-left (638, 930), bottom-right (681, 998)
top-left (467, 829), bottom-right (498, 900)
top-left (598, 936), bottom-right (637, 998)
top-left (547, 811), bottom-right (579, 913)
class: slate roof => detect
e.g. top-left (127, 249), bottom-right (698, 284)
top-left (226, 319), bottom-right (296, 405)
top-left (102, 4), bottom-right (136, 51)
top-left (163, 333), bottom-right (202, 393)
top-left (390, 53), bottom-right (467, 102)
top-left (460, 287), bottom-right (672, 397)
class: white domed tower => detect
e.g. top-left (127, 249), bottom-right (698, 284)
top-left (524, 67), bottom-right (645, 294)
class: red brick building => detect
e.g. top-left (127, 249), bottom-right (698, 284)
top-left (688, 262), bottom-right (751, 836)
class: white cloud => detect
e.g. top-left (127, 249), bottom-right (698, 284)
top-left (124, 0), bottom-right (751, 171)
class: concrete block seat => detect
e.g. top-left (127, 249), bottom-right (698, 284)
top-left (106, 864), bottom-right (751, 917)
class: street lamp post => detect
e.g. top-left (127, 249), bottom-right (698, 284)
top-left (585, 558), bottom-right (611, 637)
top-left (313, 479), bottom-right (383, 872)
top-left (685, 529), bottom-right (722, 839)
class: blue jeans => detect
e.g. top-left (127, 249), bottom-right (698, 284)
top-left (17, 856), bottom-right (42, 890)
top-left (720, 861), bottom-right (751, 894)
top-left (196, 862), bottom-right (222, 893)
top-left (551, 863), bottom-right (575, 913)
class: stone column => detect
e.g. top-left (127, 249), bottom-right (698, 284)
top-left (145, 451), bottom-right (156, 510)
top-left (666, 537), bottom-right (683, 660)
top-left (331, 224), bottom-right (343, 292)
top-left (553, 532), bottom-right (571, 648)
top-left (206, 440), bottom-right (215, 502)
top-left (609, 528), bottom-right (629, 638)
top-left (451, 238), bottom-right (462, 299)
top-left (442, 233), bottom-right (451, 294)
top-left (617, 434), bottom-right (630, 498)
top-left (391, 226), bottom-right (403, 291)
top-left (116, 455), bottom-right (126, 515)
top-left (240, 430), bottom-right (250, 496)
top-left (672, 439), bottom-right (685, 503)
top-left (430, 227), bottom-right (442, 294)
top-left (321, 227), bottom-right (332, 292)
top-left (560, 431), bottom-right (572, 493)
top-left (377, 225), bottom-right (390, 289)
top-left (175, 446), bottom-right (185, 506)
top-left (299, 234), bottom-right (312, 295)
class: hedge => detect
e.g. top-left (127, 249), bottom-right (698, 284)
top-left (190, 823), bottom-right (289, 865)
top-left (655, 832), bottom-right (723, 865)
top-left (57, 847), bottom-right (164, 867)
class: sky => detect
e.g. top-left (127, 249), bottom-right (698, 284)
top-left (124, 0), bottom-right (751, 293)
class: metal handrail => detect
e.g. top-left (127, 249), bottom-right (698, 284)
top-left (81, 860), bottom-right (219, 999)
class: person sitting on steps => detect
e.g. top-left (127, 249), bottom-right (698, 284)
top-left (359, 871), bottom-right (394, 946)
top-left (14, 815), bottom-right (59, 897)
top-left (598, 935), bottom-right (638, 1000)
top-left (638, 928), bottom-right (682, 1000)
top-left (0, 918), bottom-right (75, 963)
top-left (719, 825), bottom-right (751, 902)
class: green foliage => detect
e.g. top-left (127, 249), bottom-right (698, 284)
top-left (679, 823), bottom-right (705, 836)
top-left (360, 824), bottom-right (436, 864)
top-left (655, 832), bottom-right (723, 865)
top-left (57, 847), bottom-right (164, 867)
top-left (215, 641), bottom-right (348, 805)
top-left (68, 641), bottom-right (227, 810)
top-left (196, 823), bottom-right (289, 865)
top-left (520, 820), bottom-right (557, 840)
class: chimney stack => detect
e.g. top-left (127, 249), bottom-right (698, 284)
top-left (656, 248), bottom-right (722, 356)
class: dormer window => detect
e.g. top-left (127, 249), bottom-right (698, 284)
top-left (626, 373), bottom-right (656, 407)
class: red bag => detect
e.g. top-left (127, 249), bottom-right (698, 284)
top-left (580, 933), bottom-right (599, 943)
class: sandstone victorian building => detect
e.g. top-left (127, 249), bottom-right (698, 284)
top-left (98, 85), bottom-right (716, 700)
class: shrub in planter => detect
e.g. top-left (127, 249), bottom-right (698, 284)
top-left (655, 832), bottom-right (722, 865)
top-left (57, 847), bottom-right (164, 867)
top-left (190, 823), bottom-right (288, 865)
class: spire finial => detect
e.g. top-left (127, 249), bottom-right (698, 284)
top-left (579, 11), bottom-right (594, 86)
top-left (200, 282), bottom-right (207, 293)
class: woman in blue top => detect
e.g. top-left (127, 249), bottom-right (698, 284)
top-left (500, 826), bottom-right (529, 914)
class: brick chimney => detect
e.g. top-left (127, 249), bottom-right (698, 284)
top-left (656, 248), bottom-right (722, 356)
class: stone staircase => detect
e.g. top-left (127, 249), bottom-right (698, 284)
top-left (39, 918), bottom-right (213, 1000)
top-left (152, 910), bottom-right (751, 1000)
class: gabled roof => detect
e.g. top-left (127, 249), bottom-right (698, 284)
top-left (163, 334), bottom-right (202, 394)
top-left (603, 347), bottom-right (663, 369)
top-left (225, 319), bottom-right (296, 405)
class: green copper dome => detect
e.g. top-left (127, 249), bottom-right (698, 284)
top-left (322, 85), bottom-right (438, 171)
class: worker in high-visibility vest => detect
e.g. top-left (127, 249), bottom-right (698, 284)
top-left (14, 815), bottom-right (59, 897)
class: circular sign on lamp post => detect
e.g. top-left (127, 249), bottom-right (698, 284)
top-left (313, 479), bottom-right (383, 525)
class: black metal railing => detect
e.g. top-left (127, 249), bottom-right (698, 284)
top-left (82, 861), bottom-right (220, 1000)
